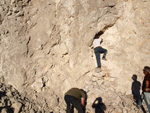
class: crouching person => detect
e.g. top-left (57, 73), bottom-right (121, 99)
top-left (64, 88), bottom-right (87, 113)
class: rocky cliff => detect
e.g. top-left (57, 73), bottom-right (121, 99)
top-left (0, 0), bottom-right (150, 112)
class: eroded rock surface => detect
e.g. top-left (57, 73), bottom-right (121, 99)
top-left (0, 75), bottom-right (148, 113)
top-left (0, 0), bottom-right (150, 112)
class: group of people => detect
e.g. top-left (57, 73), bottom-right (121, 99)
top-left (64, 66), bottom-right (150, 113)
top-left (64, 32), bottom-right (150, 113)
top-left (64, 31), bottom-right (107, 113)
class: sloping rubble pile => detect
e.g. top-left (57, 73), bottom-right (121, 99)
top-left (85, 73), bottom-right (147, 113)
top-left (0, 76), bottom-right (147, 113)
top-left (0, 82), bottom-right (37, 113)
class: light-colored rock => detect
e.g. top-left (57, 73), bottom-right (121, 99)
top-left (95, 67), bottom-right (102, 73)
top-left (0, 0), bottom-right (150, 112)
top-left (1, 108), bottom-right (7, 113)
top-left (12, 102), bottom-right (22, 113)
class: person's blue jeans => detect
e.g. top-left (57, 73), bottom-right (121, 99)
top-left (138, 92), bottom-right (150, 112)
top-left (94, 47), bottom-right (107, 68)
top-left (143, 92), bottom-right (150, 112)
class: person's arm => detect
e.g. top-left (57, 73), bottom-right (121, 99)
top-left (81, 97), bottom-right (85, 107)
top-left (92, 99), bottom-right (97, 108)
top-left (100, 38), bottom-right (103, 44)
top-left (145, 80), bottom-right (150, 92)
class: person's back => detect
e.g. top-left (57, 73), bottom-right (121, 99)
top-left (65, 88), bottom-right (86, 100)
top-left (93, 39), bottom-right (102, 48)
top-left (64, 88), bottom-right (87, 113)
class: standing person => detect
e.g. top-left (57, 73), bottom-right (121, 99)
top-left (64, 88), bottom-right (87, 113)
top-left (141, 66), bottom-right (150, 112)
top-left (93, 31), bottom-right (107, 71)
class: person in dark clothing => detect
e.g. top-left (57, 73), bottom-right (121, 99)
top-left (138, 66), bottom-right (150, 112)
top-left (141, 66), bottom-right (150, 112)
top-left (64, 88), bottom-right (87, 113)
top-left (93, 31), bottom-right (107, 71)
top-left (142, 66), bottom-right (150, 92)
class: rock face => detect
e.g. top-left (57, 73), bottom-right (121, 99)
top-left (0, 0), bottom-right (150, 112)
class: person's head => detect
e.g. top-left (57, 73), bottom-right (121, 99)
top-left (132, 74), bottom-right (137, 81)
top-left (143, 66), bottom-right (150, 75)
top-left (94, 31), bottom-right (104, 39)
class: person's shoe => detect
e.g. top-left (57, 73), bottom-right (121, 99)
top-left (102, 57), bottom-right (107, 61)
top-left (95, 67), bottom-right (102, 73)
top-left (133, 102), bottom-right (141, 109)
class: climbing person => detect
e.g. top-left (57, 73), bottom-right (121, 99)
top-left (64, 88), bottom-right (87, 113)
top-left (93, 31), bottom-right (107, 71)
top-left (137, 66), bottom-right (150, 112)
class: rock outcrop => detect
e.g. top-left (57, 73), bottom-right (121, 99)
top-left (0, 0), bottom-right (150, 112)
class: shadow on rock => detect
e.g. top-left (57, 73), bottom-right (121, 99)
top-left (0, 91), bottom-right (6, 99)
top-left (131, 74), bottom-right (141, 104)
top-left (0, 107), bottom-right (14, 113)
top-left (131, 75), bottom-right (147, 113)
top-left (92, 97), bottom-right (106, 113)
